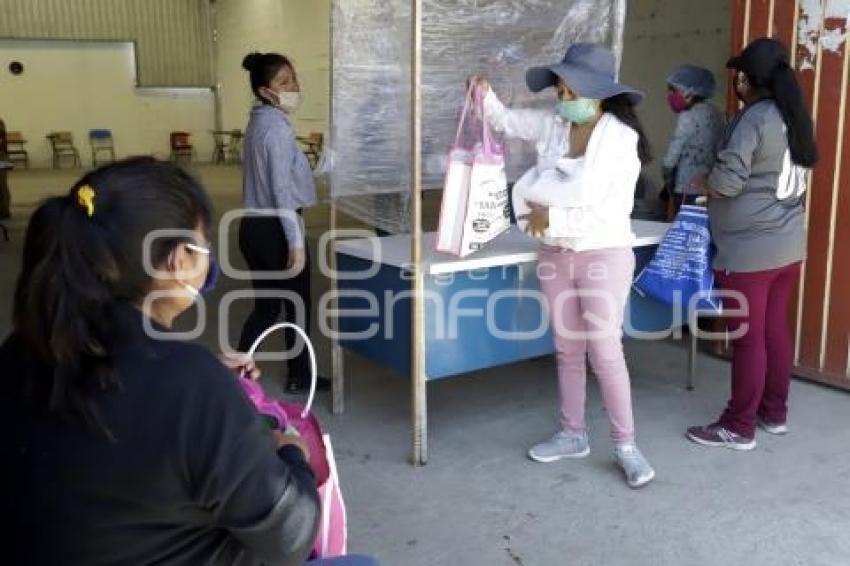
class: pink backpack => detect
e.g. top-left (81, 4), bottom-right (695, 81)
top-left (239, 323), bottom-right (347, 559)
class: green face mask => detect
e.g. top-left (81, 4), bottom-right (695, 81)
top-left (557, 98), bottom-right (598, 124)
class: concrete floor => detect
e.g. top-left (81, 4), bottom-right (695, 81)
top-left (3, 167), bottom-right (850, 566)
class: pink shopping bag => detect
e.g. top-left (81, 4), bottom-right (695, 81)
top-left (239, 323), bottom-right (347, 558)
top-left (316, 434), bottom-right (347, 558)
top-left (435, 83), bottom-right (510, 257)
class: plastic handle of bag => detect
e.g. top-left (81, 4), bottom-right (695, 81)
top-left (474, 84), bottom-right (496, 156)
top-left (320, 433), bottom-right (334, 557)
top-left (241, 322), bottom-right (318, 419)
top-left (454, 81), bottom-right (476, 147)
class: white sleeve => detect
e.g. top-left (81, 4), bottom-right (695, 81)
top-left (482, 89), bottom-right (552, 144)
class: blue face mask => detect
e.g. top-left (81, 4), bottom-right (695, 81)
top-left (184, 243), bottom-right (219, 297)
top-left (556, 98), bottom-right (598, 124)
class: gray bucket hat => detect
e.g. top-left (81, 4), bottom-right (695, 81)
top-left (667, 64), bottom-right (716, 99)
top-left (526, 43), bottom-right (644, 104)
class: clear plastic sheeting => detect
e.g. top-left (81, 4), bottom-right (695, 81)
top-left (331, 0), bottom-right (626, 234)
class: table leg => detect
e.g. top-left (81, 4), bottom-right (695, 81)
top-left (331, 340), bottom-right (345, 415)
top-left (688, 329), bottom-right (697, 391)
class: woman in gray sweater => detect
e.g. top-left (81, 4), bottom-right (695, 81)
top-left (687, 38), bottom-right (817, 450)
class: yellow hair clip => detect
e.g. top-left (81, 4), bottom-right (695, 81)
top-left (77, 185), bottom-right (96, 217)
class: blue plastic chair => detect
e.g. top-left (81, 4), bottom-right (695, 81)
top-left (89, 129), bottom-right (115, 166)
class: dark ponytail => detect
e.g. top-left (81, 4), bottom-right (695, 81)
top-left (731, 38), bottom-right (817, 167)
top-left (14, 195), bottom-right (122, 436)
top-left (13, 157), bottom-right (213, 437)
top-left (242, 51), bottom-right (293, 103)
top-left (766, 64), bottom-right (818, 167)
top-left (601, 93), bottom-right (653, 164)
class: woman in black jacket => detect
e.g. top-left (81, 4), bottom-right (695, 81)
top-left (1, 158), bottom-right (320, 565)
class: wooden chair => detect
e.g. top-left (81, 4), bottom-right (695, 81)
top-left (47, 131), bottom-right (81, 169)
top-left (211, 131), bottom-right (228, 164)
top-left (6, 131), bottom-right (30, 169)
top-left (89, 129), bottom-right (115, 167)
top-left (298, 132), bottom-right (323, 168)
top-left (170, 131), bottom-right (194, 163)
top-left (227, 129), bottom-right (244, 164)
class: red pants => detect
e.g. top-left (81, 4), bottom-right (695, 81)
top-left (715, 262), bottom-right (801, 438)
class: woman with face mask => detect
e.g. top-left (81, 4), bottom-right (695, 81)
top-left (472, 43), bottom-right (655, 488)
top-left (661, 64), bottom-right (724, 218)
top-left (1, 158), bottom-right (322, 564)
top-left (239, 52), bottom-right (325, 394)
top-left (687, 38), bottom-right (817, 451)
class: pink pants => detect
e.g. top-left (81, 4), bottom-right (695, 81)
top-left (538, 246), bottom-right (636, 445)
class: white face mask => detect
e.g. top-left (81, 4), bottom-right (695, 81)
top-left (179, 243), bottom-right (214, 298)
top-left (277, 90), bottom-right (302, 113)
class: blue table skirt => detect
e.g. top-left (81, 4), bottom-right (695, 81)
top-left (336, 246), bottom-right (680, 381)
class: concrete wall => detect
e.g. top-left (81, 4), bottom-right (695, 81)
top-left (0, 1), bottom-right (728, 170)
top-left (215, 0), bottom-right (330, 136)
top-left (620, 0), bottom-right (732, 190)
top-left (0, 0), bottom-right (214, 87)
top-left (0, 39), bottom-right (215, 168)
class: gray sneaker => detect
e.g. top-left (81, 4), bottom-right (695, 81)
top-left (528, 430), bottom-right (590, 463)
top-left (614, 444), bottom-right (655, 488)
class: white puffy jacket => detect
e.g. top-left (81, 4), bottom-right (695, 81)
top-left (483, 90), bottom-right (641, 252)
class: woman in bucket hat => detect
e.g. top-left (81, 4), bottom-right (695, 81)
top-left (661, 64), bottom-right (724, 218)
top-left (686, 38), bottom-right (817, 451)
top-left (472, 43), bottom-right (655, 488)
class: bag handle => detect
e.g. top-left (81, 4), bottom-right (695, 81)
top-left (473, 84), bottom-right (496, 156)
top-left (453, 81), bottom-right (476, 147)
top-left (320, 434), bottom-right (334, 556)
top-left (242, 322), bottom-right (318, 418)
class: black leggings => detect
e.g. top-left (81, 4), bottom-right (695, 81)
top-left (237, 216), bottom-right (311, 382)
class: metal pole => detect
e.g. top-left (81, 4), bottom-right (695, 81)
top-left (330, 200), bottom-right (345, 414)
top-left (612, 0), bottom-right (628, 76)
top-left (208, 0), bottom-right (223, 132)
top-left (329, 1), bottom-right (344, 415)
top-left (410, 0), bottom-right (427, 466)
